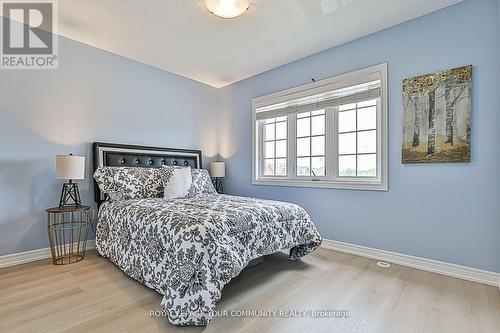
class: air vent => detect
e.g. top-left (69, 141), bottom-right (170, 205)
top-left (376, 261), bottom-right (391, 268)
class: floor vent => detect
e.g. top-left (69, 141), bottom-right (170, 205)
top-left (377, 261), bottom-right (391, 268)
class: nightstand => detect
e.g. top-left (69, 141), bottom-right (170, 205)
top-left (46, 206), bottom-right (91, 265)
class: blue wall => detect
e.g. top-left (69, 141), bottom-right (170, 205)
top-left (0, 26), bottom-right (219, 256)
top-left (218, 0), bottom-right (500, 272)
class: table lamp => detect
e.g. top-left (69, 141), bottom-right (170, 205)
top-left (210, 161), bottom-right (225, 194)
top-left (56, 154), bottom-right (85, 209)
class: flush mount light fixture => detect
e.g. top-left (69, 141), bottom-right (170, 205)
top-left (205, 0), bottom-right (249, 19)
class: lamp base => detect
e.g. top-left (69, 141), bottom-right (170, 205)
top-left (212, 177), bottom-right (223, 194)
top-left (59, 181), bottom-right (82, 209)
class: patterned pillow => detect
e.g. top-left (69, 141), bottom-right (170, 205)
top-left (187, 168), bottom-right (217, 196)
top-left (160, 166), bottom-right (217, 197)
top-left (159, 166), bottom-right (192, 200)
top-left (94, 167), bottom-right (163, 201)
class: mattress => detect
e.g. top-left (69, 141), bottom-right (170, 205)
top-left (96, 193), bottom-right (322, 325)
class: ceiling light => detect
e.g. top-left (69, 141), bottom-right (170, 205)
top-left (205, 0), bottom-right (249, 19)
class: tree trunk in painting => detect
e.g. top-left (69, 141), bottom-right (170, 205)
top-left (445, 87), bottom-right (454, 145)
top-left (427, 90), bottom-right (436, 155)
top-left (411, 96), bottom-right (420, 147)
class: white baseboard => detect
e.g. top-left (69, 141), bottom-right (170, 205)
top-left (2, 238), bottom-right (498, 289)
top-left (321, 239), bottom-right (500, 288)
top-left (0, 240), bottom-right (96, 269)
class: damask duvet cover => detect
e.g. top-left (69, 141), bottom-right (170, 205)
top-left (96, 193), bottom-right (322, 325)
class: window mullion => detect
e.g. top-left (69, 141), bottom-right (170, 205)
top-left (355, 105), bottom-right (358, 177)
top-left (309, 115), bottom-right (312, 176)
top-left (273, 122), bottom-right (277, 176)
top-left (258, 121), bottom-right (263, 178)
top-left (287, 114), bottom-right (295, 178)
top-left (328, 107), bottom-right (337, 181)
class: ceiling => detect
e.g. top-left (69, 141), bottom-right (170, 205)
top-left (53, 0), bottom-right (461, 87)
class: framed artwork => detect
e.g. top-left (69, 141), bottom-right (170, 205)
top-left (402, 65), bottom-right (472, 163)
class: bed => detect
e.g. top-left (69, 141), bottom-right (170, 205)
top-left (92, 142), bottom-right (322, 325)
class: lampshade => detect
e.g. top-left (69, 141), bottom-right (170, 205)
top-left (210, 161), bottom-right (226, 178)
top-left (205, 0), bottom-right (249, 19)
top-left (56, 155), bottom-right (85, 180)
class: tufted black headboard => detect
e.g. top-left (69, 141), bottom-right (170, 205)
top-left (92, 142), bottom-right (202, 203)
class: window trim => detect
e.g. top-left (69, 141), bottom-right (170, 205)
top-left (252, 63), bottom-right (388, 191)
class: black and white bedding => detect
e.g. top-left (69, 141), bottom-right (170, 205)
top-left (96, 193), bottom-right (322, 325)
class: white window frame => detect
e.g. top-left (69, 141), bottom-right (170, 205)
top-left (252, 63), bottom-right (388, 191)
top-left (259, 117), bottom-right (288, 177)
top-left (294, 110), bottom-right (327, 178)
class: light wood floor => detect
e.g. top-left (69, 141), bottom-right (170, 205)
top-left (1, 249), bottom-right (499, 333)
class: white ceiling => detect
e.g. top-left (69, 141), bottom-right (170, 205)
top-left (54, 0), bottom-right (460, 88)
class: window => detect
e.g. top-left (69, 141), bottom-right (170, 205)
top-left (252, 63), bottom-right (387, 190)
top-left (262, 116), bottom-right (287, 176)
top-left (296, 110), bottom-right (325, 177)
top-left (337, 99), bottom-right (377, 177)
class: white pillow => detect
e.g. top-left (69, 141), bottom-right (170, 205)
top-left (161, 166), bottom-right (192, 200)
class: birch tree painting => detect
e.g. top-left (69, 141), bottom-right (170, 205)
top-left (402, 65), bottom-right (472, 163)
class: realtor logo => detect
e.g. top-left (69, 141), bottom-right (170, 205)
top-left (1, 0), bottom-right (58, 69)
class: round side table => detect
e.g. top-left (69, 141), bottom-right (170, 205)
top-left (46, 206), bottom-right (90, 265)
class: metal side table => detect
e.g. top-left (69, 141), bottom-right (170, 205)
top-left (46, 206), bottom-right (90, 265)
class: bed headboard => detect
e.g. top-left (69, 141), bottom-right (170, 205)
top-left (92, 142), bottom-right (202, 203)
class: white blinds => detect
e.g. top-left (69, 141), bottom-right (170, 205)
top-left (256, 79), bottom-right (381, 121)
